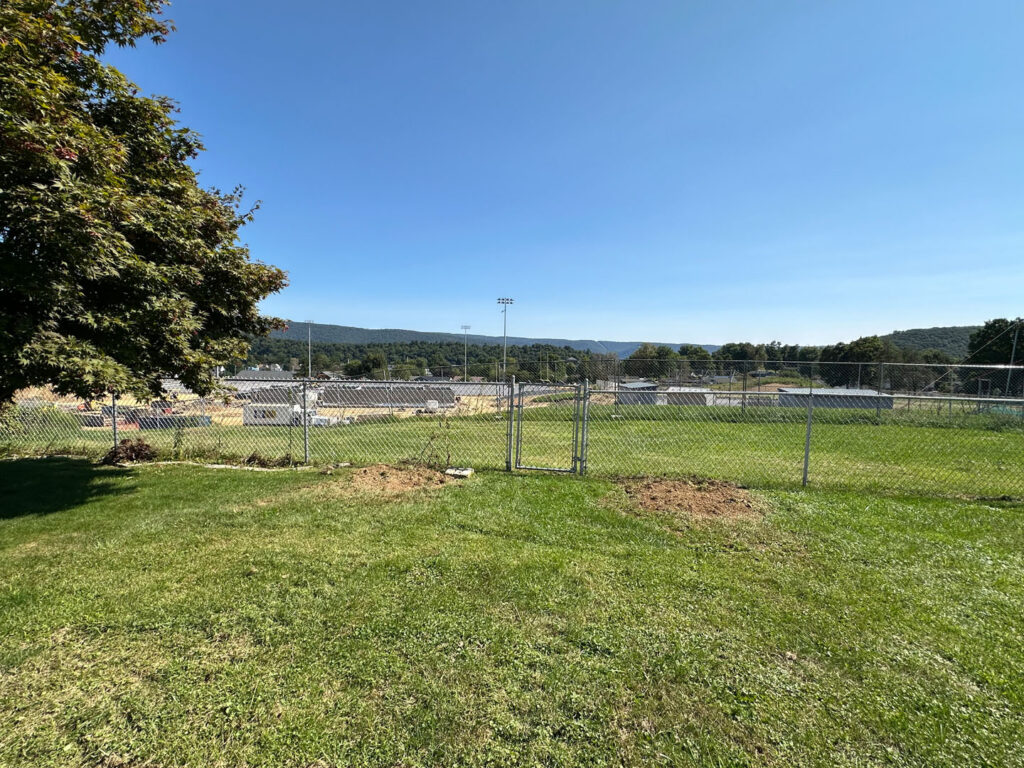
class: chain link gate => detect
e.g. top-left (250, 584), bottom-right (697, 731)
top-left (512, 381), bottom-right (583, 473)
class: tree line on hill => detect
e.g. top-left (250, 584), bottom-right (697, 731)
top-left (615, 321), bottom-right (1019, 392)
top-left (244, 338), bottom-right (590, 380)
top-left (241, 318), bottom-right (1021, 389)
top-left (879, 326), bottom-right (979, 359)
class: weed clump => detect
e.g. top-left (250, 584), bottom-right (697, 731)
top-left (101, 438), bottom-right (157, 465)
top-left (243, 452), bottom-right (292, 468)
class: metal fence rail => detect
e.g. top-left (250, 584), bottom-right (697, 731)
top-left (3, 370), bottom-right (1022, 498)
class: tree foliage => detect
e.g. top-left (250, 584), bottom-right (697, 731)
top-left (967, 319), bottom-right (1023, 365)
top-left (0, 0), bottom-right (287, 402)
top-left (881, 325), bottom-right (979, 359)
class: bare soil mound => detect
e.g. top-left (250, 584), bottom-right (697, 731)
top-left (619, 477), bottom-right (762, 522)
top-left (348, 463), bottom-right (451, 495)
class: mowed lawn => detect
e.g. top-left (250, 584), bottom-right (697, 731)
top-left (1, 460), bottom-right (1023, 767)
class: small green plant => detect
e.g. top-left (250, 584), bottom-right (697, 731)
top-left (418, 415), bottom-right (454, 469)
top-left (172, 423), bottom-right (186, 460)
top-left (2, 404), bottom-right (81, 436)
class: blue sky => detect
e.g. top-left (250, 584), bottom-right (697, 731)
top-left (107, 1), bottom-right (1024, 345)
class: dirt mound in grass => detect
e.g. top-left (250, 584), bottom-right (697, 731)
top-left (348, 463), bottom-right (451, 495)
top-left (619, 477), bottom-right (762, 522)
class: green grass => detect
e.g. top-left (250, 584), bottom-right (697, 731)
top-left (532, 391), bottom-right (579, 403)
top-left (1, 459), bottom-right (1023, 766)
top-left (3, 403), bottom-right (1022, 497)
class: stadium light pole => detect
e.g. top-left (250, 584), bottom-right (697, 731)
top-left (461, 325), bottom-right (471, 382)
top-left (307, 321), bottom-right (312, 378)
top-left (497, 298), bottom-right (514, 379)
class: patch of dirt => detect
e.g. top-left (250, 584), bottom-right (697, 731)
top-left (348, 463), bottom-right (452, 495)
top-left (245, 463), bottom-right (453, 509)
top-left (618, 477), bottom-right (763, 522)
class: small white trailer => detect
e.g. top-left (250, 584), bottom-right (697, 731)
top-left (243, 403), bottom-right (304, 426)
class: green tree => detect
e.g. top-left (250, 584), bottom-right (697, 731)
top-left (0, 1), bottom-right (286, 402)
top-left (311, 353), bottom-right (331, 375)
top-left (677, 344), bottom-right (713, 374)
top-left (967, 319), bottom-right (1023, 365)
top-left (713, 342), bottom-right (757, 362)
top-left (585, 352), bottom-right (619, 382)
top-left (818, 336), bottom-right (896, 386)
top-left (363, 351), bottom-right (389, 379)
top-left (623, 343), bottom-right (677, 378)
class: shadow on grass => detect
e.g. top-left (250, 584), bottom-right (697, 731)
top-left (0, 457), bottom-right (132, 520)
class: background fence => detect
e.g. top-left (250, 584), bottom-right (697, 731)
top-left (503, 357), bottom-right (1024, 399)
top-left (3, 362), bottom-right (1022, 498)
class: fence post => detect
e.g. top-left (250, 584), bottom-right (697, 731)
top-left (572, 382), bottom-right (581, 474)
top-left (876, 362), bottom-right (884, 419)
top-left (802, 391), bottom-right (814, 487)
top-left (302, 379), bottom-right (310, 464)
top-left (580, 379), bottom-right (590, 476)
top-left (948, 365), bottom-right (954, 419)
top-left (505, 376), bottom-right (515, 471)
top-left (514, 381), bottom-right (525, 470)
top-left (111, 392), bottom-right (118, 449)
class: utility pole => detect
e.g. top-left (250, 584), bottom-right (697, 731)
top-left (497, 298), bottom-right (514, 379)
top-left (1007, 318), bottom-right (1021, 396)
top-left (461, 325), bottom-right (471, 382)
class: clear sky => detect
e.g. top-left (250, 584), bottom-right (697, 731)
top-left (106, 0), bottom-right (1024, 346)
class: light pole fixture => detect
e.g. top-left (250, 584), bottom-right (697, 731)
top-left (460, 325), bottom-right (471, 382)
top-left (497, 298), bottom-right (514, 379)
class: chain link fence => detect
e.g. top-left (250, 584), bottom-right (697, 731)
top-left (3, 363), bottom-right (1022, 497)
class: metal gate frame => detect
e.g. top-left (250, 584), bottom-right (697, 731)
top-left (513, 381), bottom-right (583, 473)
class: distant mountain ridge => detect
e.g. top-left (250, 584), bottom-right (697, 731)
top-left (880, 325), bottom-right (979, 359)
top-left (271, 322), bottom-right (717, 356)
top-left (271, 321), bottom-right (980, 359)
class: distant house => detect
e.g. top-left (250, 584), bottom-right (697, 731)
top-left (615, 380), bottom-right (658, 406)
top-left (778, 387), bottom-right (893, 410)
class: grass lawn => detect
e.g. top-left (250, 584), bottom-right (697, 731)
top-left (1, 459), bottom-right (1022, 766)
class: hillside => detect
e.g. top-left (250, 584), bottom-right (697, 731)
top-left (271, 321), bottom-right (717, 356)
top-left (269, 321), bottom-right (980, 360)
top-left (880, 325), bottom-right (978, 359)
